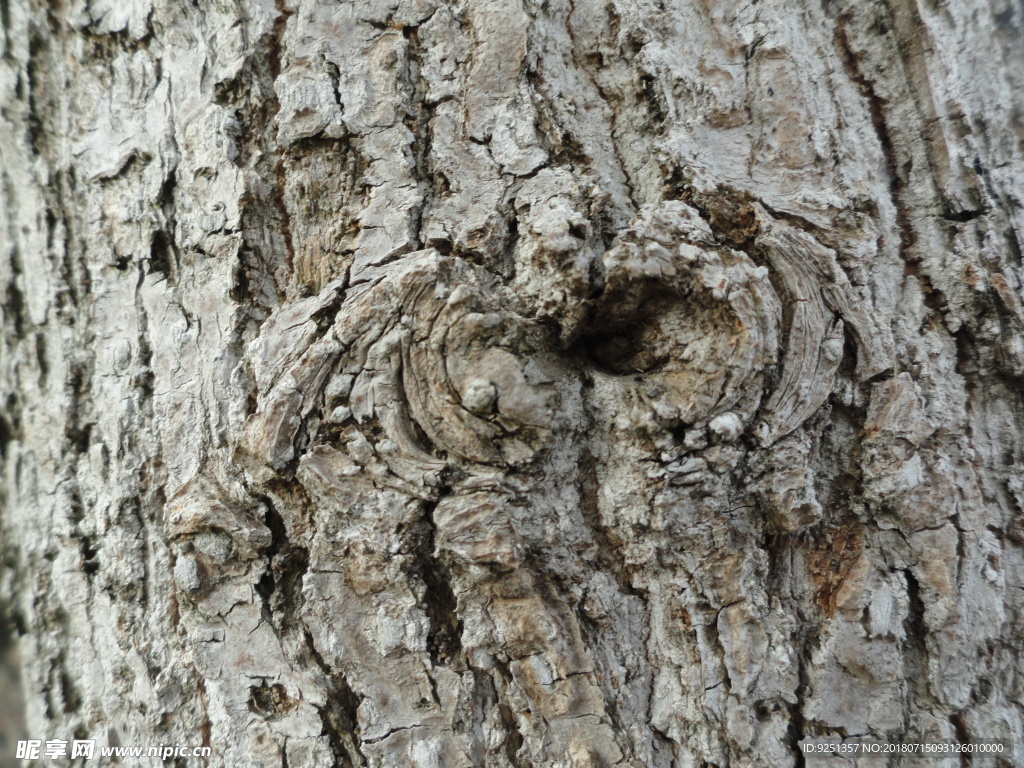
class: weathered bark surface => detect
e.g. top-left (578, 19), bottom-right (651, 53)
top-left (1, 0), bottom-right (1023, 766)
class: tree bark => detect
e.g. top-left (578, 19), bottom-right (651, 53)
top-left (1, 0), bottom-right (1023, 766)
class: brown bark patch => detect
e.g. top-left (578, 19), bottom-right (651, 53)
top-left (807, 520), bottom-right (864, 617)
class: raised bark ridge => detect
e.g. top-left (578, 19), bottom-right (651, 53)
top-left (1, 0), bottom-right (1023, 766)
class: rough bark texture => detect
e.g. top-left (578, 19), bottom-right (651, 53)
top-left (1, 0), bottom-right (1023, 766)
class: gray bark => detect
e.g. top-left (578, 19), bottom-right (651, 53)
top-left (1, 0), bottom-right (1023, 766)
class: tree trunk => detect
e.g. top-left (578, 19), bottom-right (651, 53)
top-left (2, 0), bottom-right (1023, 765)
